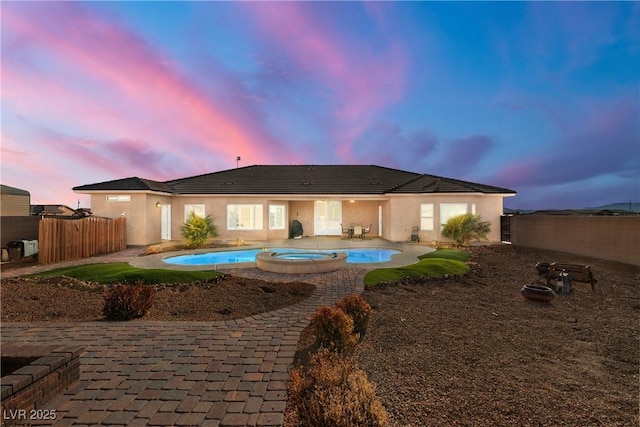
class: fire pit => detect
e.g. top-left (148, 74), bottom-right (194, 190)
top-left (520, 284), bottom-right (555, 302)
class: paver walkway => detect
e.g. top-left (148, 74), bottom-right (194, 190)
top-left (1, 267), bottom-right (366, 426)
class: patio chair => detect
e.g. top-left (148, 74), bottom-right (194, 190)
top-left (352, 225), bottom-right (363, 240)
top-left (340, 223), bottom-right (351, 239)
top-left (362, 224), bottom-right (372, 239)
top-left (411, 226), bottom-right (420, 242)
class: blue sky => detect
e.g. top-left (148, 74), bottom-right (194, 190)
top-left (2, 1), bottom-right (638, 210)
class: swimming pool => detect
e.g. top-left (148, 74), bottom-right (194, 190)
top-left (163, 248), bottom-right (399, 266)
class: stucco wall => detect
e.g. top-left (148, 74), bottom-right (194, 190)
top-left (1, 216), bottom-right (39, 247)
top-left (510, 215), bottom-right (640, 266)
top-left (168, 197), bottom-right (384, 241)
top-left (87, 192), bottom-right (509, 246)
top-left (386, 194), bottom-right (506, 243)
top-left (342, 200), bottom-right (380, 236)
top-left (90, 193), bottom-right (159, 246)
top-left (289, 201), bottom-right (314, 236)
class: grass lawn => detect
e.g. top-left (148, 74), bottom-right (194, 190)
top-left (30, 262), bottom-right (222, 284)
top-left (364, 249), bottom-right (470, 287)
top-left (418, 248), bottom-right (471, 262)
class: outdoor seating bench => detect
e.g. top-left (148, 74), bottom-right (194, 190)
top-left (543, 263), bottom-right (598, 291)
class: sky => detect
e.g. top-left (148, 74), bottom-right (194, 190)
top-left (1, 1), bottom-right (638, 210)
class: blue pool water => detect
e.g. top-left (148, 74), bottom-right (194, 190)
top-left (163, 248), bottom-right (399, 266)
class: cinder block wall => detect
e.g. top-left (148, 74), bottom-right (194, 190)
top-left (510, 216), bottom-right (640, 266)
top-left (1, 216), bottom-right (39, 248)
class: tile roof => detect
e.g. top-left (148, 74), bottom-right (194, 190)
top-left (73, 177), bottom-right (173, 193)
top-left (74, 165), bottom-right (516, 195)
top-left (390, 174), bottom-right (516, 194)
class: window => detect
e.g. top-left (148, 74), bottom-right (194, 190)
top-left (106, 195), bottom-right (130, 202)
top-left (227, 204), bottom-right (263, 230)
top-left (269, 205), bottom-right (286, 230)
top-left (440, 203), bottom-right (468, 227)
top-left (184, 204), bottom-right (205, 221)
top-left (420, 204), bottom-right (434, 231)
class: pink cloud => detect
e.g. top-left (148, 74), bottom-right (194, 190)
top-left (243, 2), bottom-right (408, 161)
top-left (2, 2), bottom-right (300, 185)
top-left (492, 94), bottom-right (639, 190)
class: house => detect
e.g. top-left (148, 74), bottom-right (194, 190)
top-left (31, 204), bottom-right (77, 217)
top-left (1, 185), bottom-right (31, 216)
top-left (30, 205), bottom-right (93, 218)
top-left (73, 165), bottom-right (516, 246)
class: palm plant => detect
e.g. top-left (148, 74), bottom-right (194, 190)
top-left (441, 213), bottom-right (491, 246)
top-left (181, 213), bottom-right (217, 248)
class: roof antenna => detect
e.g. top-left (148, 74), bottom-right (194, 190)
top-left (236, 156), bottom-right (241, 168)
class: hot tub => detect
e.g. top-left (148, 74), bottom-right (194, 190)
top-left (256, 251), bottom-right (347, 274)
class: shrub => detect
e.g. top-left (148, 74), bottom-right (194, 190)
top-left (181, 213), bottom-right (217, 248)
top-left (335, 294), bottom-right (372, 338)
top-left (103, 282), bottom-right (154, 320)
top-left (441, 213), bottom-right (491, 246)
top-left (288, 349), bottom-right (388, 427)
top-left (311, 306), bottom-right (358, 354)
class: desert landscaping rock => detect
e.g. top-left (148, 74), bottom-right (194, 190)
top-left (1, 245), bottom-right (638, 426)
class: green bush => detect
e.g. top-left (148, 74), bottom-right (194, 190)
top-left (441, 213), bottom-right (491, 246)
top-left (288, 348), bottom-right (388, 427)
top-left (181, 213), bottom-right (217, 248)
top-left (311, 306), bottom-right (358, 354)
top-left (335, 294), bottom-right (372, 338)
top-left (103, 282), bottom-right (154, 320)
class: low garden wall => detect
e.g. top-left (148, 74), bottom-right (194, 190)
top-left (0, 217), bottom-right (39, 248)
top-left (509, 215), bottom-right (640, 266)
top-left (1, 344), bottom-right (83, 426)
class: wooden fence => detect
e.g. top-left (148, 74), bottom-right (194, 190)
top-left (38, 217), bottom-right (127, 265)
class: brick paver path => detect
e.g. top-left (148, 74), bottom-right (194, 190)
top-left (1, 267), bottom-right (366, 426)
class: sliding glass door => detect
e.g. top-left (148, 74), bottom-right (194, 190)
top-left (314, 201), bottom-right (342, 236)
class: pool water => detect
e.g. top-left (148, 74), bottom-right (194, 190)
top-left (164, 248), bottom-right (399, 266)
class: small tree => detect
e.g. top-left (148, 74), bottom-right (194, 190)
top-left (181, 213), bottom-right (217, 248)
top-left (442, 213), bottom-right (491, 246)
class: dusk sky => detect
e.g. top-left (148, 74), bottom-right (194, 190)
top-left (2, 1), bottom-right (638, 210)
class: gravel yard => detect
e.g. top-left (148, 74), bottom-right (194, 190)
top-left (353, 245), bottom-right (639, 426)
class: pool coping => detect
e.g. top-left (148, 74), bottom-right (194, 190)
top-left (129, 238), bottom-right (433, 271)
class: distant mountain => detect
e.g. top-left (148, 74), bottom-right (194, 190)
top-left (504, 202), bottom-right (640, 214)
top-left (587, 202), bottom-right (640, 212)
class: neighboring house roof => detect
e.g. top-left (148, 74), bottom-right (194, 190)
top-left (31, 204), bottom-right (74, 216)
top-left (74, 165), bottom-right (517, 196)
top-left (1, 184), bottom-right (30, 196)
